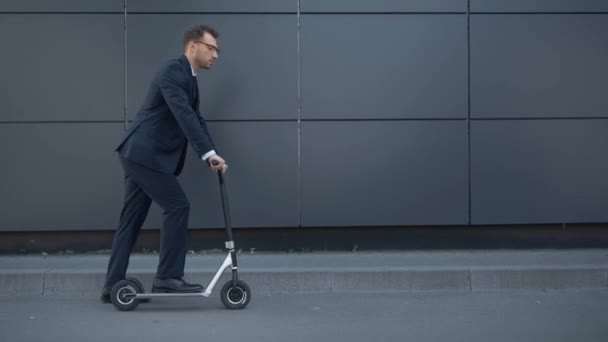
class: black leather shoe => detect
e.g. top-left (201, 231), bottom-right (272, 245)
top-left (100, 287), bottom-right (111, 304)
top-left (151, 277), bottom-right (203, 293)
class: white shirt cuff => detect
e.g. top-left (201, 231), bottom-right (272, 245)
top-left (201, 150), bottom-right (216, 161)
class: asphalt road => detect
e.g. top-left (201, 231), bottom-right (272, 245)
top-left (1, 290), bottom-right (607, 342)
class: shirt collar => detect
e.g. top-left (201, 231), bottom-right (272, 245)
top-left (190, 64), bottom-right (197, 77)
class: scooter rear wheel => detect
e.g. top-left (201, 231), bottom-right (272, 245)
top-left (125, 277), bottom-right (150, 303)
top-left (220, 280), bottom-right (251, 310)
top-left (111, 279), bottom-right (141, 311)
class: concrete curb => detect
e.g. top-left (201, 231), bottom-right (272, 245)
top-left (2, 265), bottom-right (607, 298)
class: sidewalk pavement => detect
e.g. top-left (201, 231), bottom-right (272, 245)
top-left (1, 249), bottom-right (607, 297)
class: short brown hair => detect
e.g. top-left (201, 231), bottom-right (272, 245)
top-left (183, 25), bottom-right (219, 47)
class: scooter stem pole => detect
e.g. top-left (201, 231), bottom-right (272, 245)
top-left (217, 170), bottom-right (239, 286)
top-left (218, 171), bottom-right (234, 243)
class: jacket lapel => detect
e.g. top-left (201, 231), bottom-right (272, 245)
top-left (178, 55), bottom-right (198, 109)
top-left (193, 78), bottom-right (200, 109)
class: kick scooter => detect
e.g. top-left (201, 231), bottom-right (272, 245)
top-left (110, 161), bottom-right (251, 311)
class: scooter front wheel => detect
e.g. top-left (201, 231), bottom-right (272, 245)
top-left (220, 280), bottom-right (251, 310)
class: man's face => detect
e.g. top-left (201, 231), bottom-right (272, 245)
top-left (194, 32), bottom-right (219, 70)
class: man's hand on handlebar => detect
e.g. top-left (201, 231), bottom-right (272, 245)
top-left (208, 154), bottom-right (228, 174)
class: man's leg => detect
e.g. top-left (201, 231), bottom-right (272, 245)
top-left (117, 158), bottom-right (200, 292)
top-left (102, 164), bottom-right (152, 301)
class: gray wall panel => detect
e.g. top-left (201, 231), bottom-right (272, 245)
top-left (300, 15), bottom-right (468, 119)
top-left (0, 14), bottom-right (124, 122)
top-left (127, 0), bottom-right (295, 13)
top-left (471, 120), bottom-right (608, 225)
top-left (3, 2), bottom-right (608, 232)
top-left (142, 122), bottom-right (299, 229)
top-left (471, 0), bottom-right (608, 13)
top-left (0, 123), bottom-right (125, 231)
top-left (301, 121), bottom-right (469, 226)
top-left (302, 0), bottom-right (467, 12)
top-left (127, 14), bottom-right (297, 121)
top-left (0, 0), bottom-right (123, 12)
top-left (471, 15), bottom-right (608, 118)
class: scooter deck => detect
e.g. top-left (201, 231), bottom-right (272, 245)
top-left (134, 292), bottom-right (210, 299)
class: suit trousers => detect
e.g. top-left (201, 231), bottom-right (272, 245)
top-left (104, 156), bottom-right (190, 289)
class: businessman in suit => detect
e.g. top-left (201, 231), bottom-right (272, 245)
top-left (101, 25), bottom-right (226, 303)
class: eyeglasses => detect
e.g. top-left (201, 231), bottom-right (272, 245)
top-left (195, 41), bottom-right (220, 54)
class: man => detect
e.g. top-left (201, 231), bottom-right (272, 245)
top-left (101, 25), bottom-right (227, 303)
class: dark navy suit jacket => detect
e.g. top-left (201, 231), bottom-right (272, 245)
top-left (116, 55), bottom-right (215, 175)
